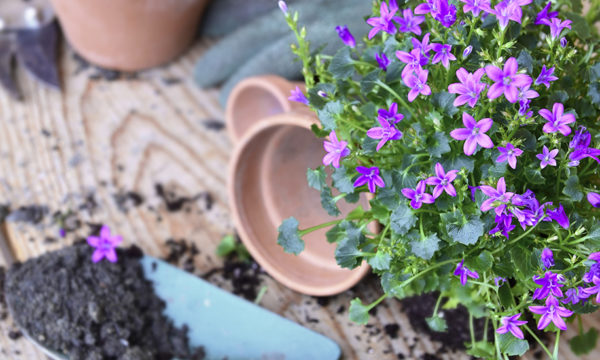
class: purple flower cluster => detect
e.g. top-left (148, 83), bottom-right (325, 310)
top-left (568, 126), bottom-right (600, 167)
top-left (367, 103), bottom-right (404, 151)
top-left (323, 131), bottom-right (350, 168)
top-left (415, 0), bottom-right (457, 28)
top-left (402, 163), bottom-right (458, 208)
top-left (448, 68), bottom-right (486, 108)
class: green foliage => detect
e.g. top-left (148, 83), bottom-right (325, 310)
top-left (277, 217), bottom-right (304, 255)
top-left (498, 333), bottom-right (529, 356)
top-left (569, 328), bottom-right (598, 355)
top-left (216, 235), bottom-right (250, 262)
top-left (334, 221), bottom-right (366, 269)
top-left (425, 315), bottom-right (448, 332)
top-left (390, 203), bottom-right (417, 235)
top-left (410, 232), bottom-right (440, 260)
top-left (349, 298), bottom-right (370, 325)
top-left (441, 211), bottom-right (485, 246)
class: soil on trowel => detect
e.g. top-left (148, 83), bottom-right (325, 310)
top-left (4, 242), bottom-right (205, 360)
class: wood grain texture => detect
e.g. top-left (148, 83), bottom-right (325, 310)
top-left (0, 39), bottom-right (598, 359)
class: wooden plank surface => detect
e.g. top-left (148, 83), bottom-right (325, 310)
top-left (0, 39), bottom-right (598, 360)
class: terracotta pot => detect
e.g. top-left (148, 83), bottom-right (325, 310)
top-left (49, 0), bottom-right (210, 71)
top-left (226, 76), bottom-right (372, 296)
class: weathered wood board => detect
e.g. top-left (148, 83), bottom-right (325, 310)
top-left (0, 38), bottom-right (598, 360)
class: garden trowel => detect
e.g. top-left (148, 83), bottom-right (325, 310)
top-left (0, 0), bottom-right (60, 100)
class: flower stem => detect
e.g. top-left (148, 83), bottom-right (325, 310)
top-left (552, 331), bottom-right (560, 360)
top-left (375, 80), bottom-right (416, 118)
top-left (299, 219), bottom-right (342, 236)
top-left (524, 325), bottom-right (553, 360)
top-left (469, 313), bottom-right (476, 348)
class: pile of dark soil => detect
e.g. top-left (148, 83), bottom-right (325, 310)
top-left (4, 243), bottom-right (204, 360)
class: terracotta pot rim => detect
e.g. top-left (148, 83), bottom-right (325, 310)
top-left (228, 112), bottom-right (370, 296)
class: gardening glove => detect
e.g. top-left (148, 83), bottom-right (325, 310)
top-left (194, 0), bottom-right (371, 106)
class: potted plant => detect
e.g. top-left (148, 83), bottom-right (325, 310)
top-left (277, 0), bottom-right (600, 358)
top-left (49, 0), bottom-right (211, 71)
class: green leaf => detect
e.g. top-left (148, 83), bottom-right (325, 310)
top-left (443, 213), bottom-right (485, 246)
top-left (320, 187), bottom-right (341, 216)
top-left (498, 332), bottom-right (529, 356)
top-left (317, 100), bottom-right (344, 131)
top-left (326, 223), bottom-right (345, 244)
top-left (498, 283), bottom-right (515, 308)
top-left (588, 82), bottom-right (600, 107)
top-left (427, 132), bottom-right (451, 158)
top-left (369, 199), bottom-right (390, 223)
top-left (410, 233), bottom-right (440, 260)
top-left (328, 47), bottom-right (355, 79)
top-left (432, 92), bottom-right (458, 116)
top-left (332, 166), bottom-right (355, 193)
top-left (310, 124), bottom-right (329, 138)
top-left (390, 203), bottom-right (417, 235)
top-left (570, 0), bottom-right (583, 13)
top-left (566, 12), bottom-right (591, 39)
top-left (516, 50), bottom-right (533, 74)
top-left (510, 246), bottom-right (536, 279)
top-left (549, 90), bottom-right (569, 105)
top-left (563, 175), bottom-right (584, 202)
top-left (307, 167), bottom-right (326, 191)
top-left (469, 251), bottom-right (493, 273)
top-left (444, 155), bottom-right (475, 173)
top-left (277, 217), bottom-right (304, 255)
top-left (216, 235), bottom-right (236, 257)
top-left (361, 70), bottom-right (379, 94)
top-left (590, 63), bottom-right (600, 82)
top-left (368, 252), bottom-right (391, 271)
top-left (514, 129), bottom-right (536, 151)
top-left (466, 341), bottom-right (495, 358)
top-left (334, 221), bottom-right (365, 269)
top-left (425, 315), bottom-right (448, 332)
top-left (349, 298), bottom-right (370, 325)
top-left (525, 168), bottom-right (546, 185)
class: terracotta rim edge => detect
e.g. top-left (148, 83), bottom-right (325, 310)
top-left (228, 112), bottom-right (371, 296)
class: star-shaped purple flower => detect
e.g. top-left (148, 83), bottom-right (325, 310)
top-left (534, 65), bottom-right (558, 89)
top-left (288, 86), bottom-right (309, 105)
top-left (485, 57), bottom-right (532, 103)
top-left (536, 146), bottom-right (559, 169)
top-left (436, 0), bottom-right (457, 28)
top-left (547, 18), bottom-right (572, 39)
top-left (480, 177), bottom-right (514, 216)
top-left (87, 225), bottom-right (122, 263)
top-left (396, 48), bottom-right (426, 77)
top-left (366, 0), bottom-right (400, 39)
top-left (411, 33), bottom-right (432, 59)
top-left (323, 131), bottom-right (350, 168)
top-left (367, 117), bottom-right (403, 151)
top-left (460, 0), bottom-right (491, 17)
top-left (375, 53), bottom-right (391, 71)
top-left (448, 68), bottom-right (486, 108)
top-left (396, 8), bottom-right (425, 35)
top-left (354, 166), bottom-right (385, 193)
top-left (454, 259), bottom-right (479, 286)
top-left (535, 2), bottom-right (558, 25)
top-left (403, 68), bottom-right (431, 102)
top-left (541, 248), bottom-right (554, 269)
top-left (496, 143), bottom-right (523, 169)
top-left (529, 296), bottom-right (573, 331)
top-left (335, 25), bottom-right (356, 48)
top-left (497, 313), bottom-right (528, 339)
top-left (533, 271), bottom-right (564, 300)
top-left (545, 204), bottom-right (570, 229)
top-left (450, 112), bottom-right (494, 156)
top-left (401, 180), bottom-right (435, 209)
top-left (588, 192), bottom-right (600, 208)
top-left (378, 102), bottom-right (404, 124)
top-left (539, 103), bottom-right (576, 136)
top-left (430, 43), bottom-right (456, 69)
top-left (562, 287), bottom-right (590, 305)
top-left (425, 163), bottom-right (458, 198)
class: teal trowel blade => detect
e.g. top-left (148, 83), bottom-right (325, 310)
top-left (140, 256), bottom-right (341, 360)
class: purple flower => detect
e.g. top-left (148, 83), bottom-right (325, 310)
top-left (454, 259), bottom-right (479, 285)
top-left (517, 84), bottom-right (539, 116)
top-left (529, 296), bottom-right (573, 331)
top-left (415, 0), bottom-right (440, 16)
top-left (485, 57), bottom-right (533, 103)
top-left (539, 103), bottom-right (576, 136)
top-left (560, 37), bottom-right (568, 48)
top-left (541, 248), bottom-right (554, 269)
top-left (317, 90), bottom-right (328, 98)
top-left (367, 0), bottom-right (400, 39)
top-left (278, 1), bottom-right (288, 15)
top-left (532, 271), bottom-right (564, 300)
top-left (491, 1), bottom-right (520, 29)
top-left (462, 45), bottom-right (473, 59)
top-left (494, 276), bottom-right (507, 287)
top-left (568, 127), bottom-right (600, 165)
top-left (430, 43), bottom-right (456, 68)
top-left (354, 166), bottom-right (385, 193)
top-left (411, 33), bottom-right (432, 59)
top-left (336, 25), bottom-right (356, 48)
top-left (448, 68), bottom-right (486, 108)
top-left (59, 228), bottom-right (66, 238)
top-left (375, 53), bottom-right (391, 71)
top-left (288, 86), bottom-right (309, 105)
top-left (480, 177), bottom-right (514, 216)
top-left (562, 287), bottom-right (590, 305)
top-left (584, 275), bottom-right (600, 302)
top-left (323, 131), bottom-right (350, 168)
top-left (425, 163), bottom-right (458, 198)
top-left (496, 143), bottom-right (523, 169)
top-left (534, 65), bottom-right (558, 89)
top-left (86, 225), bottom-right (122, 263)
top-left (535, 2), bottom-right (558, 25)
top-left (396, 48), bottom-right (426, 77)
top-left (461, 0), bottom-right (491, 17)
top-left (449, 112), bottom-right (493, 156)
top-left (367, 110), bottom-right (403, 151)
top-left (497, 314), bottom-right (528, 339)
top-left (547, 18), bottom-right (572, 39)
top-left (403, 68), bottom-right (431, 102)
top-left (401, 180), bottom-right (435, 209)
top-left (588, 192), bottom-right (600, 207)
top-left (436, 0), bottom-right (457, 28)
top-left (490, 212), bottom-right (516, 238)
top-left (546, 204), bottom-right (570, 229)
top-left (396, 8), bottom-right (425, 35)
top-left (469, 185), bottom-right (479, 202)
top-left (536, 146), bottom-right (559, 169)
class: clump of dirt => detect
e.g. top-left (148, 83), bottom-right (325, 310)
top-left (4, 242), bottom-right (204, 360)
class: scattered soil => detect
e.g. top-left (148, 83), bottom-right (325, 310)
top-left (5, 242), bottom-right (205, 360)
top-left (155, 184), bottom-right (212, 213)
top-left (5, 205), bottom-right (48, 225)
top-left (202, 120), bottom-right (225, 132)
top-left (113, 191), bottom-right (145, 213)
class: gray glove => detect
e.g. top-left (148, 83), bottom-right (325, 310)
top-left (195, 0), bottom-right (370, 106)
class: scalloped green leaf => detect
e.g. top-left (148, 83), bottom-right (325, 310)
top-left (277, 217), bottom-right (304, 255)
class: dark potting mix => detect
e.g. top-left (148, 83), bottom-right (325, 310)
top-left (4, 242), bottom-right (205, 360)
